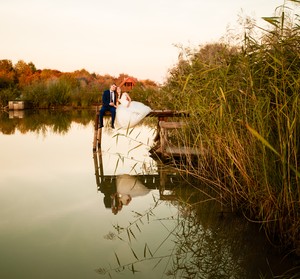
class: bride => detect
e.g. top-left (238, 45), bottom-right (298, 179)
top-left (115, 87), bottom-right (152, 129)
top-left (110, 174), bottom-right (150, 215)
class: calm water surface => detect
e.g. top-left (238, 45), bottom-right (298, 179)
top-left (0, 110), bottom-right (298, 279)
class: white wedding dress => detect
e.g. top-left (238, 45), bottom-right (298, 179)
top-left (116, 94), bottom-right (152, 128)
top-left (116, 174), bottom-right (150, 197)
top-left (116, 174), bottom-right (150, 205)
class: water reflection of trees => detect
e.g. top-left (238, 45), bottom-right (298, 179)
top-left (169, 193), bottom-right (247, 278)
top-left (0, 109), bottom-right (95, 135)
top-left (98, 180), bottom-right (295, 278)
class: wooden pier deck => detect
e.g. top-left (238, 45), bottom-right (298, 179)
top-left (93, 109), bottom-right (188, 148)
top-left (92, 108), bottom-right (202, 160)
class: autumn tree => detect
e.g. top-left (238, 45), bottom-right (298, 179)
top-left (14, 60), bottom-right (38, 87)
top-left (0, 59), bottom-right (16, 89)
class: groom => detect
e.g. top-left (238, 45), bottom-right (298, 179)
top-left (99, 83), bottom-right (117, 129)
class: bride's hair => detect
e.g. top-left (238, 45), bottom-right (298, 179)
top-left (116, 87), bottom-right (123, 104)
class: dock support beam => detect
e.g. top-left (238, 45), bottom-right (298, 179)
top-left (93, 107), bottom-right (102, 151)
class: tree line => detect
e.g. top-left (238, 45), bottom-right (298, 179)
top-left (0, 59), bottom-right (158, 109)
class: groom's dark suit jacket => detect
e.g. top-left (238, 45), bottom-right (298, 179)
top-left (102, 89), bottom-right (116, 107)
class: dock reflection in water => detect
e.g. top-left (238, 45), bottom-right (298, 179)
top-left (93, 148), bottom-right (179, 214)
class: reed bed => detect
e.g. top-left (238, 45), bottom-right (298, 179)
top-left (155, 1), bottom-right (300, 254)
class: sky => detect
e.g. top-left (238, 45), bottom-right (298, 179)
top-left (0, 0), bottom-right (286, 84)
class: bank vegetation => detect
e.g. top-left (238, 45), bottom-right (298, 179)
top-left (150, 0), bottom-right (300, 256)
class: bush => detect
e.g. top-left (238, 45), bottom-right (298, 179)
top-left (0, 87), bottom-right (20, 108)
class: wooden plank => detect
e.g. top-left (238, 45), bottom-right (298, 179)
top-left (93, 108), bottom-right (99, 151)
top-left (97, 128), bottom-right (102, 148)
top-left (165, 146), bottom-right (200, 156)
top-left (159, 121), bottom-right (186, 129)
top-left (148, 110), bottom-right (189, 117)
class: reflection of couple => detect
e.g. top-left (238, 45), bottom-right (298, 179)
top-left (111, 174), bottom-right (150, 215)
top-left (99, 83), bottom-right (152, 129)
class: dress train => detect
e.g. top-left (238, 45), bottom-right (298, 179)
top-left (116, 97), bottom-right (152, 128)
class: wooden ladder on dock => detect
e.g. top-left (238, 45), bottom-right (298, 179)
top-left (155, 120), bottom-right (201, 159)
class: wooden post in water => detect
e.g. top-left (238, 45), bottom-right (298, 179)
top-left (93, 107), bottom-right (102, 151)
top-left (93, 149), bottom-right (104, 188)
top-left (93, 109), bottom-right (116, 150)
top-left (93, 108), bottom-right (98, 151)
top-left (97, 125), bottom-right (102, 149)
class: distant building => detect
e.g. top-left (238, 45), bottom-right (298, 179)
top-left (8, 100), bottom-right (32, 110)
top-left (8, 101), bottom-right (26, 110)
top-left (119, 77), bottom-right (137, 92)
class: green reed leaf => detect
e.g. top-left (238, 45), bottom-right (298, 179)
top-left (153, 258), bottom-right (163, 269)
top-left (114, 252), bottom-right (121, 266)
top-left (246, 124), bottom-right (280, 157)
top-left (129, 228), bottom-right (136, 240)
top-left (182, 73), bottom-right (191, 92)
top-left (289, 165), bottom-right (300, 179)
top-left (262, 16), bottom-right (280, 27)
top-left (128, 143), bottom-right (143, 154)
top-left (135, 223), bottom-right (141, 232)
top-left (131, 247), bottom-right (139, 260)
top-left (147, 244), bottom-right (153, 257)
top-left (126, 229), bottom-right (131, 242)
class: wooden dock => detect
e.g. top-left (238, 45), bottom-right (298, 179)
top-left (92, 108), bottom-right (189, 150)
top-left (92, 108), bottom-right (202, 161)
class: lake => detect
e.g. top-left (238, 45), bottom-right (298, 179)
top-left (0, 109), bottom-right (298, 279)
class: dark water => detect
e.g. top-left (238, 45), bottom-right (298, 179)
top-left (0, 110), bottom-right (298, 279)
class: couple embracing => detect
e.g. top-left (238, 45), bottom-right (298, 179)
top-left (99, 83), bottom-right (152, 129)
